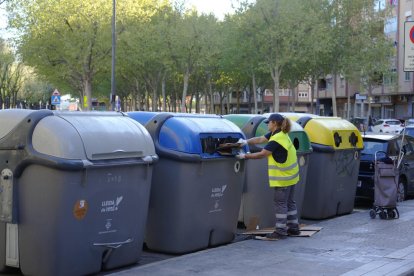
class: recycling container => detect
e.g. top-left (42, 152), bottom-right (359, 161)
top-left (224, 114), bottom-right (312, 229)
top-left (0, 109), bottom-right (157, 276)
top-left (128, 112), bottom-right (246, 254)
top-left (296, 116), bottom-right (363, 219)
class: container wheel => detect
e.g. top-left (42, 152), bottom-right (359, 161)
top-left (369, 209), bottom-right (376, 219)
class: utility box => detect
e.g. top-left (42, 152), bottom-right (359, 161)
top-left (0, 110), bottom-right (157, 276)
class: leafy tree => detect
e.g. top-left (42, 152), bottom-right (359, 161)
top-left (7, 0), bottom-right (159, 110)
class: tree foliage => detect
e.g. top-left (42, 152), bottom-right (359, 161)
top-left (2, 0), bottom-right (395, 115)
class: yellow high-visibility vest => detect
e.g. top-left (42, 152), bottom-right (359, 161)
top-left (267, 132), bottom-right (299, 187)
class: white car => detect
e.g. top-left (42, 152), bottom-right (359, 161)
top-left (371, 119), bottom-right (403, 134)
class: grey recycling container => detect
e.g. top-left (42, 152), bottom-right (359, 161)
top-left (224, 114), bottom-right (312, 229)
top-left (0, 109), bottom-right (157, 276)
top-left (296, 116), bottom-right (363, 219)
top-left (128, 112), bottom-right (246, 254)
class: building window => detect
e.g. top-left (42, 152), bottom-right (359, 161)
top-left (405, 72), bottom-right (411, 81)
top-left (384, 17), bottom-right (397, 33)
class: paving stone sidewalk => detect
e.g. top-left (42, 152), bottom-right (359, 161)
top-left (107, 200), bottom-right (414, 276)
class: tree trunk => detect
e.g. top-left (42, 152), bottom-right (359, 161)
top-left (181, 67), bottom-right (190, 113)
top-left (291, 85), bottom-right (296, 112)
top-left (271, 67), bottom-right (280, 112)
top-left (195, 91), bottom-right (200, 113)
top-left (236, 88), bottom-right (240, 113)
top-left (252, 73), bottom-right (258, 114)
top-left (135, 78), bottom-right (142, 111)
top-left (83, 76), bottom-right (92, 111)
top-left (367, 84), bottom-right (373, 118)
top-left (162, 73), bottom-right (166, 112)
top-left (209, 78), bottom-right (214, 114)
top-left (226, 89), bottom-right (230, 114)
top-left (346, 81), bottom-right (350, 120)
top-left (331, 73), bottom-right (338, 117)
top-left (310, 79), bottom-right (315, 114)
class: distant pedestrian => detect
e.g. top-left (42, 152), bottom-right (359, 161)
top-left (368, 115), bottom-right (373, 131)
top-left (237, 113), bottom-right (300, 240)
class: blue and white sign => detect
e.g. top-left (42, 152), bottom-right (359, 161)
top-left (51, 95), bottom-right (61, 105)
top-left (51, 89), bottom-right (61, 105)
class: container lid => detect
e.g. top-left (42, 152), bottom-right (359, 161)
top-left (255, 118), bottom-right (312, 153)
top-left (302, 117), bottom-right (363, 149)
top-left (0, 109), bottom-right (35, 140)
top-left (32, 112), bottom-right (155, 160)
top-left (159, 115), bottom-right (243, 153)
top-left (127, 111), bottom-right (158, 126)
top-left (224, 114), bottom-right (312, 153)
top-left (223, 114), bottom-right (254, 130)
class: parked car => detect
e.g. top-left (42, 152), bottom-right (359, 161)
top-left (357, 133), bottom-right (414, 202)
top-left (401, 125), bottom-right (414, 137)
top-left (371, 119), bottom-right (403, 134)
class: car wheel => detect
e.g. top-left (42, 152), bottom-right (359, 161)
top-left (397, 178), bottom-right (407, 202)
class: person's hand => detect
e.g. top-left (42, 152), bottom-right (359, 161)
top-left (236, 153), bottom-right (246, 159)
top-left (237, 138), bottom-right (248, 147)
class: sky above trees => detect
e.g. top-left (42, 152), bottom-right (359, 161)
top-left (185, 0), bottom-right (255, 20)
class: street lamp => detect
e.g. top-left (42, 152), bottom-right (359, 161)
top-left (111, 0), bottom-right (116, 111)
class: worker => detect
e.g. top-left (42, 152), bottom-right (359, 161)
top-left (237, 113), bottom-right (300, 240)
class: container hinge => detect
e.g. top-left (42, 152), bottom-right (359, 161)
top-left (0, 169), bottom-right (13, 223)
top-left (6, 223), bottom-right (19, 267)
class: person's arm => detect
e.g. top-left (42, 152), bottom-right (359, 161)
top-left (244, 148), bottom-right (272, 159)
top-left (247, 135), bottom-right (268, 145)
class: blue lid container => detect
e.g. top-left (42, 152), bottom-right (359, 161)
top-left (128, 112), bottom-right (246, 160)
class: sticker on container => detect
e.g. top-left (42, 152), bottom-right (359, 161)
top-left (299, 156), bottom-right (306, 167)
top-left (100, 196), bottom-right (123, 213)
top-left (73, 200), bottom-right (88, 220)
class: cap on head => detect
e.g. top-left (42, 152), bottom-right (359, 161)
top-left (264, 113), bottom-right (284, 124)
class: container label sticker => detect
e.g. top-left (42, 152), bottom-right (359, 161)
top-left (209, 185), bottom-right (227, 213)
top-left (299, 156), bottom-right (306, 167)
top-left (101, 196), bottom-right (123, 213)
top-left (98, 218), bottom-right (117, 235)
top-left (211, 185), bottom-right (227, 198)
top-left (73, 200), bottom-right (88, 220)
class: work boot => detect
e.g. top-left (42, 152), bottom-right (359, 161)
top-left (287, 228), bottom-right (301, 236)
top-left (265, 231), bottom-right (287, 240)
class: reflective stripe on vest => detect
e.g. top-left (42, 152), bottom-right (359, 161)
top-left (267, 132), bottom-right (299, 187)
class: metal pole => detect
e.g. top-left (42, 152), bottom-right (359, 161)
top-left (111, 0), bottom-right (116, 111)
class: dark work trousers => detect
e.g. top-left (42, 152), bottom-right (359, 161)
top-left (273, 184), bottom-right (299, 235)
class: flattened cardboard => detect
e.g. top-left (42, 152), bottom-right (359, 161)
top-left (242, 225), bottom-right (322, 238)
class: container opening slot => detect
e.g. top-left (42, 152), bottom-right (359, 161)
top-left (293, 138), bottom-right (299, 150)
top-left (200, 136), bottom-right (239, 154)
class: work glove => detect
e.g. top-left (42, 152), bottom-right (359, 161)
top-left (237, 138), bottom-right (248, 147)
top-left (236, 153), bottom-right (246, 159)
